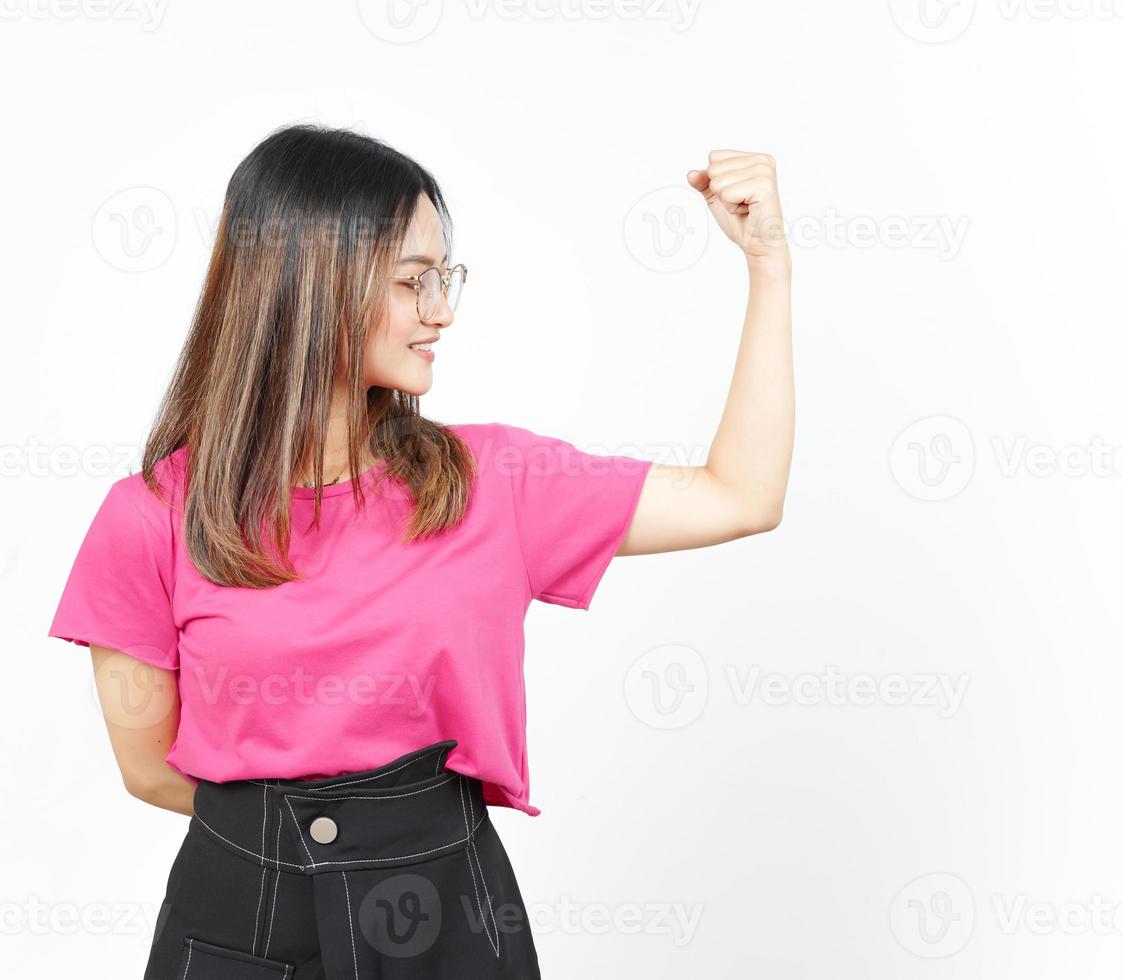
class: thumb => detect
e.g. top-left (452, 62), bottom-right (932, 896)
top-left (686, 168), bottom-right (710, 193)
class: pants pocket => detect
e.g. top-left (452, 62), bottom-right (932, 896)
top-left (178, 936), bottom-right (295, 979)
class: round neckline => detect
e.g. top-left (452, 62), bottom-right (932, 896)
top-left (291, 458), bottom-right (394, 499)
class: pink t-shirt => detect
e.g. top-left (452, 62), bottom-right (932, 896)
top-left (46, 422), bottom-right (652, 816)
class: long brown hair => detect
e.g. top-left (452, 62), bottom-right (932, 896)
top-left (141, 123), bottom-right (476, 589)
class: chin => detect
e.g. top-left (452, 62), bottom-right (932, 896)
top-left (397, 375), bottom-right (433, 397)
top-left (370, 364), bottom-right (433, 397)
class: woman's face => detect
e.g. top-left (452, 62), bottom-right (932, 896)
top-left (364, 193), bottom-right (455, 397)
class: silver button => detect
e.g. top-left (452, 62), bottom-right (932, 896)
top-left (309, 816), bottom-right (338, 844)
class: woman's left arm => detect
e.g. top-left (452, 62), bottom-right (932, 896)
top-left (619, 149), bottom-right (794, 556)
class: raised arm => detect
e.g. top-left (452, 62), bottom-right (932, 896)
top-left (618, 149), bottom-right (794, 556)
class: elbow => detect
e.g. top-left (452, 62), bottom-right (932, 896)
top-left (123, 770), bottom-right (166, 805)
top-left (123, 773), bottom-right (154, 803)
top-left (123, 767), bottom-right (197, 815)
top-left (740, 502), bottom-right (784, 536)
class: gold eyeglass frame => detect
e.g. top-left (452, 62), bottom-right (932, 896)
top-left (388, 263), bottom-right (468, 321)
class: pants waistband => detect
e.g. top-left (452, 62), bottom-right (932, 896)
top-left (189, 739), bottom-right (488, 876)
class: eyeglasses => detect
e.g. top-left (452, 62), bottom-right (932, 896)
top-left (387, 263), bottom-right (468, 321)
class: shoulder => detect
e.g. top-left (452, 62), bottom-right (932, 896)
top-left (445, 421), bottom-right (555, 453)
top-left (445, 421), bottom-right (509, 443)
top-left (105, 447), bottom-right (187, 539)
top-left (444, 421), bottom-right (520, 461)
top-left (446, 422), bottom-right (626, 495)
top-left (444, 421), bottom-right (571, 478)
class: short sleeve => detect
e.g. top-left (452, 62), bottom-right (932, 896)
top-left (46, 479), bottom-right (180, 670)
top-left (501, 423), bottom-right (652, 610)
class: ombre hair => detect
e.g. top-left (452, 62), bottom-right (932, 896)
top-left (140, 123), bottom-right (476, 588)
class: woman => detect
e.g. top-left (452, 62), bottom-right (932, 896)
top-left (46, 124), bottom-right (794, 979)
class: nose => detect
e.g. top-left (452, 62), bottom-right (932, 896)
top-left (421, 286), bottom-right (455, 328)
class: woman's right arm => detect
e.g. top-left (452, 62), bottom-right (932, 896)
top-left (90, 645), bottom-right (197, 816)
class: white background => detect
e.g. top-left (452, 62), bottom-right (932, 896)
top-left (6, 0), bottom-right (1123, 977)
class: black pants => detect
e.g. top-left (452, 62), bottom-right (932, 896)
top-left (143, 739), bottom-right (542, 979)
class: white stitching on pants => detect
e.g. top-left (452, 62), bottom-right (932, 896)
top-left (181, 935), bottom-right (290, 978)
top-left (283, 774), bottom-right (457, 804)
top-left (303, 820), bottom-right (483, 867)
top-left (307, 818), bottom-right (485, 867)
top-left (458, 776), bottom-right (499, 957)
top-left (285, 800), bottom-right (487, 869)
top-left (283, 797), bottom-right (317, 866)
top-left (246, 746), bottom-right (446, 792)
top-left (260, 781), bottom-right (267, 858)
top-left (191, 812), bottom-right (307, 869)
top-left (252, 782), bottom-right (267, 954)
top-left (341, 871), bottom-right (360, 980)
top-left (264, 800), bottom-right (282, 957)
top-left (308, 747), bottom-right (445, 789)
top-left (192, 803), bottom-right (485, 870)
top-left (466, 778), bottom-right (500, 957)
top-left (253, 868), bottom-right (266, 955)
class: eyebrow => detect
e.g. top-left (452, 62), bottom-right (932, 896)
top-left (398, 252), bottom-right (449, 267)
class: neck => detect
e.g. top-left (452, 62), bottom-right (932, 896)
top-left (293, 448), bottom-right (381, 488)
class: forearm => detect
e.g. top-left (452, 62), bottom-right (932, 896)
top-left (704, 248), bottom-right (794, 527)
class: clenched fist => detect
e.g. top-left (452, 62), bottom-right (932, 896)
top-left (687, 150), bottom-right (788, 261)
